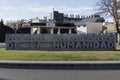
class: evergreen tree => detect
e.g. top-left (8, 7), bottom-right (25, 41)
top-left (0, 19), bottom-right (14, 42)
top-left (0, 19), bottom-right (5, 42)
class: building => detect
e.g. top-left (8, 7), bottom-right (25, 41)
top-left (31, 17), bottom-right (40, 23)
top-left (50, 10), bottom-right (104, 23)
top-left (22, 20), bottom-right (76, 34)
top-left (9, 10), bottom-right (105, 34)
top-left (76, 22), bottom-right (103, 34)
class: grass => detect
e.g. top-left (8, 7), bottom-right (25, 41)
top-left (0, 48), bottom-right (120, 61)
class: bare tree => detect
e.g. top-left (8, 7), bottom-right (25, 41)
top-left (97, 0), bottom-right (120, 34)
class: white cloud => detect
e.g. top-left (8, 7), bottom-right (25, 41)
top-left (57, 6), bottom-right (95, 15)
top-left (0, 6), bottom-right (16, 10)
top-left (59, 6), bottom-right (93, 11)
top-left (0, 13), bottom-right (4, 16)
top-left (26, 6), bottom-right (53, 13)
top-left (18, 5), bottom-right (95, 15)
top-left (0, 5), bottom-right (97, 20)
top-left (0, 4), bottom-right (95, 15)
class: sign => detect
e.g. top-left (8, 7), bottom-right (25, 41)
top-left (6, 33), bottom-right (116, 50)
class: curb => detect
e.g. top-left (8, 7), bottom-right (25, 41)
top-left (0, 61), bottom-right (120, 70)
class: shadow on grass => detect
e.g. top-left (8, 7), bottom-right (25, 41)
top-left (115, 48), bottom-right (120, 51)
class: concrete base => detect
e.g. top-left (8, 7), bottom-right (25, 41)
top-left (1, 61), bottom-right (120, 70)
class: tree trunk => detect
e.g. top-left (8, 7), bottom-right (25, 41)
top-left (116, 21), bottom-right (120, 44)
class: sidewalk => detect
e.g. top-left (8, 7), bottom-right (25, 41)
top-left (0, 60), bottom-right (120, 70)
top-left (0, 43), bottom-right (5, 48)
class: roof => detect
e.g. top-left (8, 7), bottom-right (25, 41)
top-left (75, 17), bottom-right (104, 26)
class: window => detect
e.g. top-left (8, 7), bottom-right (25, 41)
top-left (83, 25), bottom-right (86, 27)
top-left (78, 25), bottom-right (80, 27)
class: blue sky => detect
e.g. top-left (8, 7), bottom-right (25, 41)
top-left (0, 0), bottom-right (112, 21)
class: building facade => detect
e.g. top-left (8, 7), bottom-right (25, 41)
top-left (8, 10), bottom-right (105, 34)
top-left (76, 22), bottom-right (103, 34)
top-left (51, 10), bottom-right (104, 23)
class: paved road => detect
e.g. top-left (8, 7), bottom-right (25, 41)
top-left (0, 69), bottom-right (120, 80)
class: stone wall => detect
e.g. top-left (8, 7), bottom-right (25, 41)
top-left (6, 33), bottom-right (116, 50)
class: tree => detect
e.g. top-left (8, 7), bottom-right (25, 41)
top-left (0, 19), bottom-right (5, 42)
top-left (97, 0), bottom-right (120, 34)
top-left (0, 19), bottom-right (14, 42)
